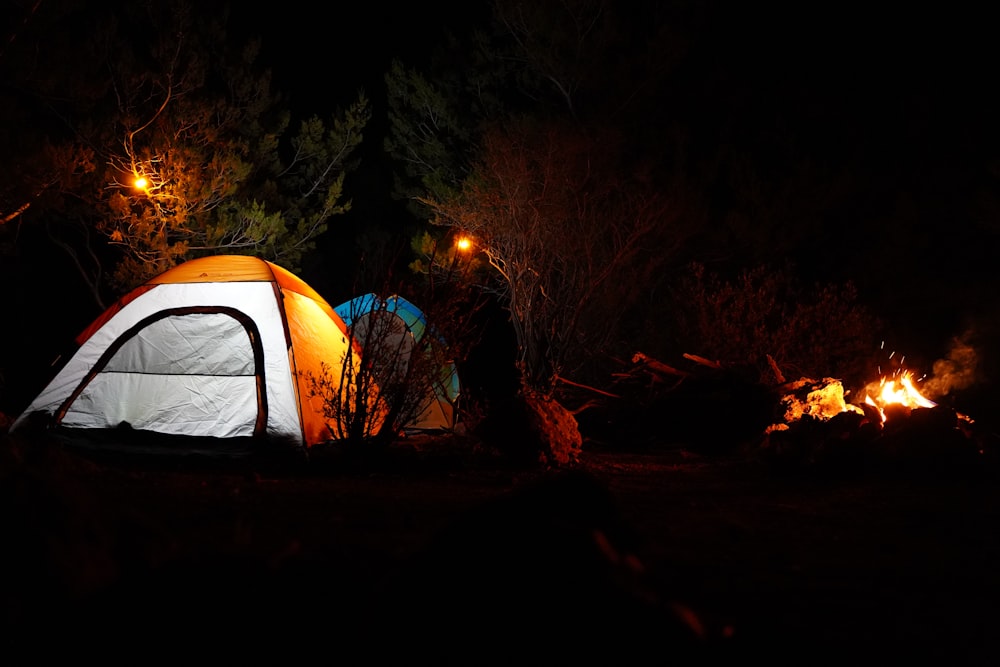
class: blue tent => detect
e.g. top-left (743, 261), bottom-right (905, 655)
top-left (334, 294), bottom-right (460, 432)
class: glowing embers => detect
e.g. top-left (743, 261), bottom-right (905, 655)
top-left (777, 377), bottom-right (863, 424)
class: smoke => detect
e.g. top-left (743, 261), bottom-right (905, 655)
top-left (920, 330), bottom-right (980, 400)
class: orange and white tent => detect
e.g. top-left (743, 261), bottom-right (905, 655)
top-left (11, 255), bottom-right (369, 454)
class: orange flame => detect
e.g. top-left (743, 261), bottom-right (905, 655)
top-left (863, 371), bottom-right (936, 422)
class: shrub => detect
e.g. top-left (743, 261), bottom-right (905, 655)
top-left (661, 262), bottom-right (885, 388)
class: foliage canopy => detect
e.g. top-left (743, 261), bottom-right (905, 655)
top-left (1, 0), bottom-right (369, 306)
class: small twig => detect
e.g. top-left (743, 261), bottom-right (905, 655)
top-left (555, 374), bottom-right (621, 398)
top-left (631, 352), bottom-right (691, 378)
top-left (568, 398), bottom-right (607, 415)
top-left (682, 353), bottom-right (721, 369)
top-left (766, 354), bottom-right (786, 384)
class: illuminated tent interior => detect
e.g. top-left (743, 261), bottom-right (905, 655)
top-left (335, 293), bottom-right (461, 433)
top-left (11, 255), bottom-right (370, 456)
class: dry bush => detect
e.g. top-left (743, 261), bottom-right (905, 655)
top-left (660, 262), bottom-right (886, 388)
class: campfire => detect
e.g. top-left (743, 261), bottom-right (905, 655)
top-left (606, 344), bottom-right (994, 474)
top-left (769, 354), bottom-right (974, 432)
top-left (759, 345), bottom-right (990, 475)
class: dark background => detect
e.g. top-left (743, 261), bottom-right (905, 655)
top-left (263, 0), bottom-right (1000, 417)
top-left (3, 1), bottom-right (998, 419)
top-left (3, 6), bottom-right (1000, 659)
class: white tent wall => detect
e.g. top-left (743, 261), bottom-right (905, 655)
top-left (11, 281), bottom-right (306, 445)
top-left (66, 312), bottom-right (260, 437)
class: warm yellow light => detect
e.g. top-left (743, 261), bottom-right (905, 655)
top-left (133, 176), bottom-right (148, 190)
top-left (863, 370), bottom-right (937, 422)
top-left (455, 236), bottom-right (472, 251)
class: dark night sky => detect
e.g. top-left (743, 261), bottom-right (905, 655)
top-left (243, 1), bottom-right (489, 113)
top-left (712, 4), bottom-right (999, 348)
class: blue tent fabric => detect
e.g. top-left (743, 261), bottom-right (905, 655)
top-left (335, 294), bottom-right (460, 431)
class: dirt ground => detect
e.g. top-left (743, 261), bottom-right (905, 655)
top-left (3, 430), bottom-right (999, 664)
